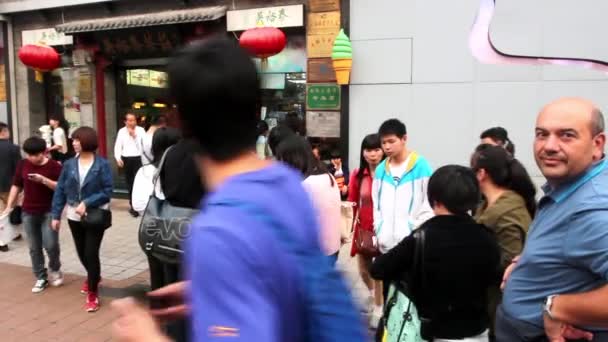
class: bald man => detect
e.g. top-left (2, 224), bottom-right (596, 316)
top-left (497, 98), bottom-right (608, 341)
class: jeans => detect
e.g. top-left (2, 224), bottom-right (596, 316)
top-left (22, 213), bottom-right (61, 280)
top-left (495, 305), bottom-right (608, 342)
top-left (68, 220), bottom-right (105, 293)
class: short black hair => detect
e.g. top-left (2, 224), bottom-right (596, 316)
top-left (72, 126), bottom-right (99, 152)
top-left (378, 119), bottom-right (407, 138)
top-left (268, 124), bottom-right (294, 155)
top-left (152, 115), bottom-right (168, 127)
top-left (168, 37), bottom-right (259, 161)
top-left (23, 136), bottom-right (47, 155)
top-left (480, 126), bottom-right (515, 155)
top-left (152, 127), bottom-right (181, 165)
top-left (0, 121), bottom-right (8, 133)
top-left (427, 165), bottom-right (480, 216)
top-left (257, 120), bottom-right (269, 136)
top-left (124, 113), bottom-right (137, 121)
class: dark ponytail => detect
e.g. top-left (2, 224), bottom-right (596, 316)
top-left (472, 144), bottom-right (536, 217)
top-left (480, 126), bottom-right (515, 155)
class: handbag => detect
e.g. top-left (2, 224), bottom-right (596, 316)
top-left (138, 146), bottom-right (198, 264)
top-left (353, 201), bottom-right (379, 257)
top-left (377, 228), bottom-right (427, 342)
top-left (82, 207), bottom-right (112, 231)
top-left (77, 165), bottom-right (112, 231)
top-left (9, 205), bottom-right (22, 225)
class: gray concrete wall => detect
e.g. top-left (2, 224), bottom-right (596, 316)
top-left (348, 0), bottom-right (608, 187)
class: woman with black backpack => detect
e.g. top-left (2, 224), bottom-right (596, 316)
top-left (371, 165), bottom-right (501, 342)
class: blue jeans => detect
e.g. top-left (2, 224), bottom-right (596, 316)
top-left (22, 213), bottom-right (61, 280)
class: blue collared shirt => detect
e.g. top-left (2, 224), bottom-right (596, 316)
top-left (502, 159), bottom-right (608, 328)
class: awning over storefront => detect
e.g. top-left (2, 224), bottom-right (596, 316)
top-left (55, 6), bottom-right (227, 34)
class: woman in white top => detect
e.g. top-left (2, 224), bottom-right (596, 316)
top-left (256, 120), bottom-right (270, 160)
top-left (132, 127), bottom-right (181, 213)
top-left (276, 135), bottom-right (342, 264)
top-left (140, 115), bottom-right (167, 165)
top-left (48, 115), bottom-right (71, 163)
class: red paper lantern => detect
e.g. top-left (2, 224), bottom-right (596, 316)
top-left (18, 44), bottom-right (61, 82)
top-left (239, 27), bottom-right (287, 59)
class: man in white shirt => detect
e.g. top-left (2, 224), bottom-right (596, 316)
top-left (114, 113), bottom-right (146, 217)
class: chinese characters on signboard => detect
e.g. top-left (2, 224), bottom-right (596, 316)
top-left (307, 34), bottom-right (337, 58)
top-left (307, 84), bottom-right (341, 110)
top-left (22, 28), bottom-right (73, 46)
top-left (127, 69), bottom-right (168, 88)
top-left (307, 12), bottom-right (341, 35)
top-left (227, 5), bottom-right (304, 31)
top-left (309, 0), bottom-right (340, 13)
top-left (306, 111), bottom-right (341, 138)
top-left (97, 29), bottom-right (180, 58)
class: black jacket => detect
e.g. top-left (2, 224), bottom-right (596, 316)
top-left (160, 139), bottom-right (206, 209)
top-left (0, 139), bottom-right (21, 192)
top-left (371, 215), bottom-right (501, 340)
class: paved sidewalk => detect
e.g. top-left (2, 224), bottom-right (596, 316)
top-left (0, 262), bottom-right (149, 342)
top-left (0, 200), bottom-right (148, 281)
top-left (0, 199), bottom-right (371, 341)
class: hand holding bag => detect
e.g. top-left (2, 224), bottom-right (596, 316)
top-left (82, 207), bottom-right (112, 231)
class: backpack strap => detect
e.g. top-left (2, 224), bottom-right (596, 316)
top-left (151, 146), bottom-right (174, 196)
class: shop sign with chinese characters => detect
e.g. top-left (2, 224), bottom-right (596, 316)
top-left (95, 28), bottom-right (181, 58)
top-left (307, 12), bottom-right (340, 35)
top-left (309, 0), bottom-right (340, 13)
top-left (306, 111), bottom-right (340, 138)
top-left (22, 28), bottom-right (73, 46)
top-left (307, 34), bottom-right (336, 58)
top-left (227, 5), bottom-right (304, 31)
top-left (307, 84), bottom-right (341, 110)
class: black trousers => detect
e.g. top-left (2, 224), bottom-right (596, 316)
top-left (148, 255), bottom-right (188, 342)
top-left (68, 220), bottom-right (106, 293)
top-left (122, 156), bottom-right (142, 208)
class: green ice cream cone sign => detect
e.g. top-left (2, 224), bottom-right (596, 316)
top-left (332, 29), bottom-right (352, 85)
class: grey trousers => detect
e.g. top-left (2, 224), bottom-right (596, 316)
top-left (22, 213), bottom-right (61, 280)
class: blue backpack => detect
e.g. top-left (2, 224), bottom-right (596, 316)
top-left (216, 199), bottom-right (367, 342)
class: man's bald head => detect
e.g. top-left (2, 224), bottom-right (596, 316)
top-left (535, 97), bottom-right (606, 186)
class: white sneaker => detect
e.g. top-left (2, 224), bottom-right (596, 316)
top-left (32, 279), bottom-right (48, 293)
top-left (49, 271), bottom-right (64, 287)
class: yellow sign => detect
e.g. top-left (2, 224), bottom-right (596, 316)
top-left (307, 34), bottom-right (336, 58)
top-left (307, 12), bottom-right (340, 35)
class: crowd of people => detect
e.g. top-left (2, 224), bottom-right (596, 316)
top-left (0, 37), bottom-right (607, 342)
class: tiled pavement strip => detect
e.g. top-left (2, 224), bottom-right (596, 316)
top-left (0, 199), bottom-right (370, 341)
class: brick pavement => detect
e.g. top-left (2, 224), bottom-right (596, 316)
top-left (0, 199), bottom-right (371, 341)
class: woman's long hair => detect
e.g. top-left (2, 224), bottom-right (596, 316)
top-left (151, 127), bottom-right (182, 166)
top-left (50, 114), bottom-right (71, 137)
top-left (472, 144), bottom-right (536, 217)
top-left (275, 135), bottom-right (334, 186)
top-left (357, 134), bottom-right (383, 188)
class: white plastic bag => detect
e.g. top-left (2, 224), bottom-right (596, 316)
top-left (0, 212), bottom-right (15, 244)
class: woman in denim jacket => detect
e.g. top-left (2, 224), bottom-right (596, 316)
top-left (51, 126), bottom-right (113, 313)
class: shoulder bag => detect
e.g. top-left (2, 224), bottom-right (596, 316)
top-left (138, 146), bottom-right (198, 264)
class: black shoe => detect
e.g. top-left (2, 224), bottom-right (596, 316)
top-left (129, 209), bottom-right (140, 218)
top-left (12, 234), bottom-right (22, 241)
top-left (0, 244), bottom-right (8, 252)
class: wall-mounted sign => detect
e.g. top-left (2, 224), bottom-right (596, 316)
top-left (307, 12), bottom-right (341, 35)
top-left (307, 58), bottom-right (336, 83)
top-left (22, 28), bottom-right (73, 46)
top-left (78, 71), bottom-right (93, 104)
top-left (307, 34), bottom-right (336, 58)
top-left (227, 5), bottom-right (304, 31)
top-left (309, 0), bottom-right (340, 13)
top-left (306, 111), bottom-right (340, 138)
top-left (126, 69), bottom-right (169, 88)
top-left (96, 27), bottom-right (181, 58)
top-left (307, 84), bottom-right (341, 110)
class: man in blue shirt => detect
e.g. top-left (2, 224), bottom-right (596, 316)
top-left (497, 97), bottom-right (608, 341)
top-left (110, 38), bottom-right (365, 342)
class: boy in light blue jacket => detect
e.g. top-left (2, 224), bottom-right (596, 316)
top-left (373, 119), bottom-right (434, 254)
